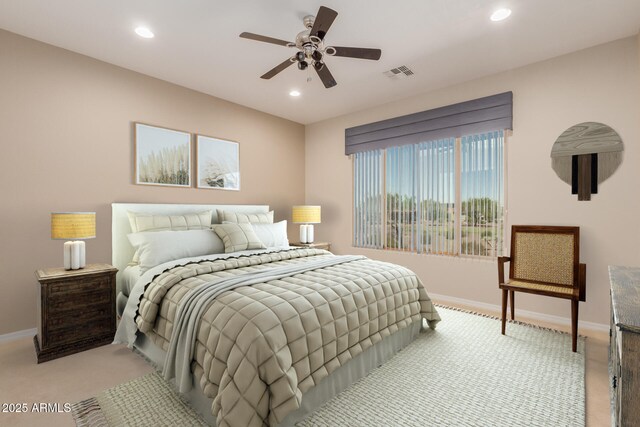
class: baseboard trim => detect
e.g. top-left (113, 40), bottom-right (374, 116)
top-left (430, 293), bottom-right (609, 333)
top-left (0, 328), bottom-right (37, 344)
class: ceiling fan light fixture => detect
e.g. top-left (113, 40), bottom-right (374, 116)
top-left (490, 8), bottom-right (512, 22)
top-left (296, 51), bottom-right (306, 62)
top-left (313, 61), bottom-right (324, 71)
top-left (298, 61), bottom-right (308, 70)
top-left (134, 26), bottom-right (154, 39)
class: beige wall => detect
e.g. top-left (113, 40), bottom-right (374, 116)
top-left (306, 36), bottom-right (640, 326)
top-left (0, 30), bottom-right (305, 335)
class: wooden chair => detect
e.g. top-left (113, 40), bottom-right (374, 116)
top-left (498, 225), bottom-right (586, 352)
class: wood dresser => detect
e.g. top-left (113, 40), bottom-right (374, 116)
top-left (609, 265), bottom-right (640, 427)
top-left (34, 263), bottom-right (117, 363)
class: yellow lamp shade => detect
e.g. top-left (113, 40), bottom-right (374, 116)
top-left (51, 212), bottom-right (96, 240)
top-left (292, 205), bottom-right (321, 224)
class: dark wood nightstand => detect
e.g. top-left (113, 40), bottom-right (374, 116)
top-left (34, 263), bottom-right (117, 363)
top-left (290, 242), bottom-right (331, 251)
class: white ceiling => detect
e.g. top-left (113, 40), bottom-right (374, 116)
top-left (1, 1), bottom-right (639, 124)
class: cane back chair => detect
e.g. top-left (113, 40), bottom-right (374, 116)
top-left (498, 225), bottom-right (586, 352)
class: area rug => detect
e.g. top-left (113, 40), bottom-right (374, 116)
top-left (71, 372), bottom-right (207, 427)
top-left (72, 306), bottom-right (585, 426)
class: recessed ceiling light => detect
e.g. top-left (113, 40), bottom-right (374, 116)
top-left (490, 8), bottom-right (512, 22)
top-left (289, 90), bottom-right (301, 97)
top-left (135, 26), bottom-right (154, 39)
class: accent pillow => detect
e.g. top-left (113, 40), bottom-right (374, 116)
top-left (128, 210), bottom-right (212, 233)
top-left (127, 229), bottom-right (224, 273)
top-left (216, 210), bottom-right (274, 224)
top-left (213, 223), bottom-right (266, 253)
top-left (241, 220), bottom-right (289, 248)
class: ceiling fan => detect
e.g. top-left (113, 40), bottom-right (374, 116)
top-left (239, 6), bottom-right (382, 88)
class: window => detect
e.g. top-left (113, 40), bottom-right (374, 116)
top-left (353, 131), bottom-right (505, 258)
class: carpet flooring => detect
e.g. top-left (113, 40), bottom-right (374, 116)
top-left (72, 306), bottom-right (585, 426)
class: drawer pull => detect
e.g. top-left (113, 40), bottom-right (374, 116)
top-left (612, 375), bottom-right (617, 389)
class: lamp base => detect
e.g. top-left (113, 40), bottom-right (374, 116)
top-left (64, 241), bottom-right (86, 270)
top-left (299, 224), bottom-right (315, 244)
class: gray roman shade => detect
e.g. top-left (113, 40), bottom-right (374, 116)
top-left (345, 92), bottom-right (513, 155)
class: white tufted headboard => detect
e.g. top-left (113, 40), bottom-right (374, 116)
top-left (111, 203), bottom-right (269, 293)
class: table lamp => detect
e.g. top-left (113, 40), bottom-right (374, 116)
top-left (292, 205), bottom-right (321, 244)
top-left (51, 212), bottom-right (96, 270)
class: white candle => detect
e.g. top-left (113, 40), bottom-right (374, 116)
top-left (71, 241), bottom-right (81, 270)
top-left (63, 241), bottom-right (73, 270)
top-left (78, 241), bottom-right (86, 268)
top-left (299, 224), bottom-right (308, 243)
top-left (307, 225), bottom-right (314, 243)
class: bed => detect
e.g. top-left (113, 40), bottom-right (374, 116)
top-left (112, 203), bottom-right (440, 426)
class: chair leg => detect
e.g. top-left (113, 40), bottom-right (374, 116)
top-left (509, 290), bottom-right (515, 320)
top-left (501, 289), bottom-right (508, 335)
top-left (571, 299), bottom-right (578, 352)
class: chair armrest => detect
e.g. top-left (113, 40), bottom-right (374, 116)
top-left (498, 256), bottom-right (511, 285)
top-left (579, 263), bottom-right (586, 302)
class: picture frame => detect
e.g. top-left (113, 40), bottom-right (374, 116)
top-left (196, 134), bottom-right (240, 191)
top-left (134, 122), bottom-right (192, 187)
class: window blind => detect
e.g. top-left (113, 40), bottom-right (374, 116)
top-left (384, 139), bottom-right (456, 253)
top-left (353, 150), bottom-right (384, 248)
top-left (460, 131), bottom-right (505, 257)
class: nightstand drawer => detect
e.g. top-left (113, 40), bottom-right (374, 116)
top-left (47, 318), bottom-right (113, 346)
top-left (47, 288), bottom-right (112, 314)
top-left (49, 276), bottom-right (111, 295)
top-left (48, 305), bottom-right (112, 331)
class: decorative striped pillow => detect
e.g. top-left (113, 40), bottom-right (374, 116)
top-left (128, 211), bottom-right (212, 232)
top-left (216, 210), bottom-right (274, 224)
top-left (213, 223), bottom-right (266, 253)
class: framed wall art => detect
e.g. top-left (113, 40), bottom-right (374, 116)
top-left (134, 123), bottom-right (191, 187)
top-left (196, 135), bottom-right (240, 191)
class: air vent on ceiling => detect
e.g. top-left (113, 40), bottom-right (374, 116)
top-left (383, 65), bottom-right (414, 80)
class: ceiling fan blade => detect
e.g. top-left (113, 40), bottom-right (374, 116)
top-left (310, 6), bottom-right (338, 41)
top-left (315, 63), bottom-right (337, 88)
top-left (260, 58), bottom-right (294, 79)
top-left (331, 46), bottom-right (382, 60)
top-left (240, 32), bottom-right (292, 47)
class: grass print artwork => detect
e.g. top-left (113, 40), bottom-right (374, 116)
top-left (135, 123), bottom-right (191, 187)
top-left (197, 135), bottom-right (240, 191)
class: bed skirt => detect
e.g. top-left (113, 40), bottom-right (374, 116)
top-left (132, 319), bottom-right (423, 426)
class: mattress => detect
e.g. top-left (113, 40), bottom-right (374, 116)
top-left (121, 265), bottom-right (142, 296)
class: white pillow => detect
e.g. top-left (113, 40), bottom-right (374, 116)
top-left (242, 221), bottom-right (289, 248)
top-left (127, 229), bottom-right (224, 273)
top-left (128, 210), bottom-right (212, 232)
top-left (216, 210), bottom-right (274, 224)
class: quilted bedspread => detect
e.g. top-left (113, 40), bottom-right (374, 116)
top-left (134, 248), bottom-right (440, 426)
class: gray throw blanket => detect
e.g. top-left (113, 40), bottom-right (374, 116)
top-left (163, 254), bottom-right (365, 392)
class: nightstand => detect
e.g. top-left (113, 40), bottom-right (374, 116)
top-left (34, 263), bottom-right (117, 363)
top-left (290, 242), bottom-right (331, 251)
